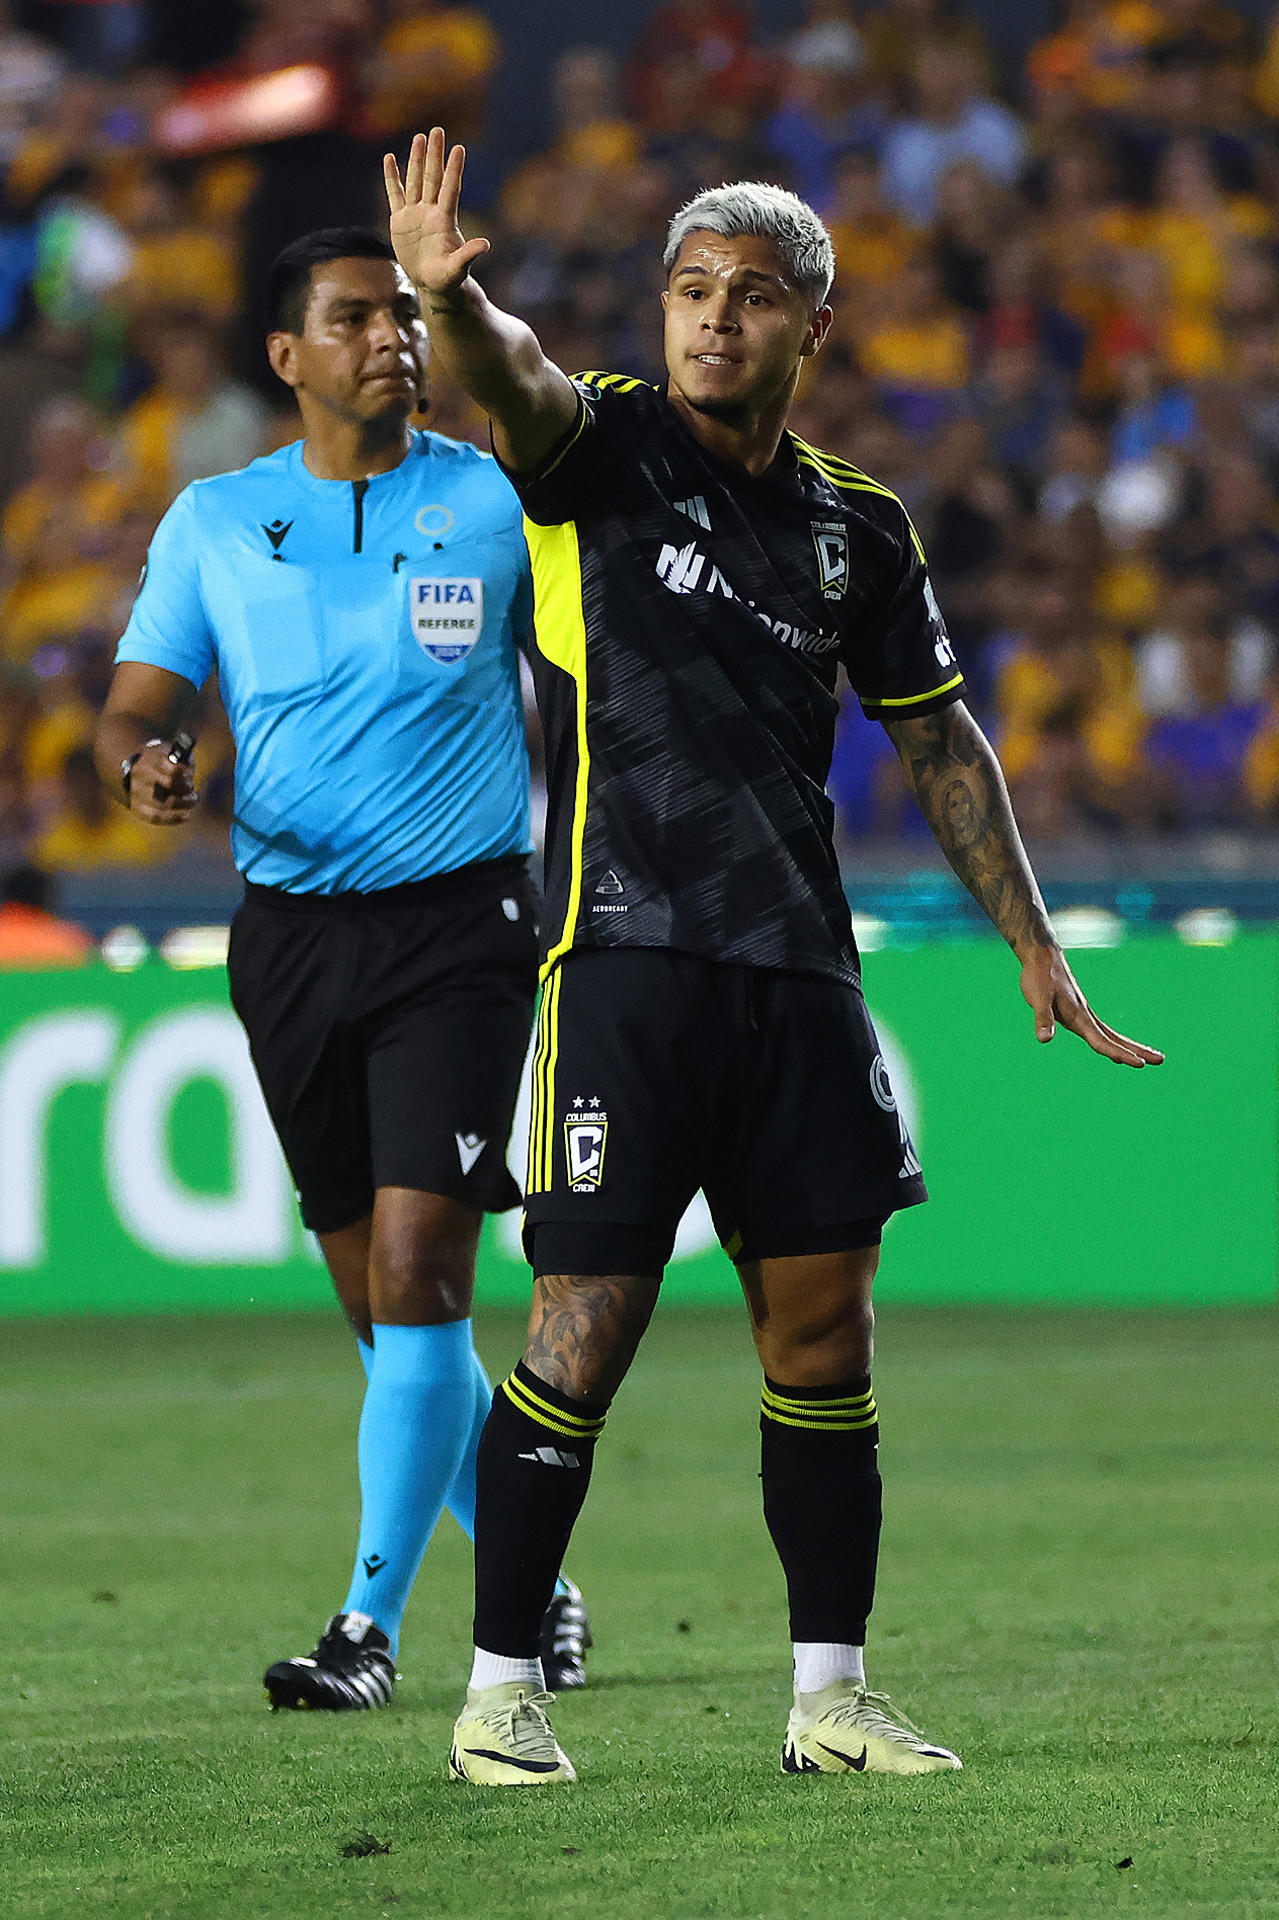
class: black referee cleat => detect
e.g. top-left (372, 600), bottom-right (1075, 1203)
top-left (540, 1578), bottom-right (592, 1691)
top-left (264, 1611), bottom-right (397, 1711)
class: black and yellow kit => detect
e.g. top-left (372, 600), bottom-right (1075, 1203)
top-left (507, 375), bottom-right (958, 1259)
top-left (507, 373), bottom-right (966, 989)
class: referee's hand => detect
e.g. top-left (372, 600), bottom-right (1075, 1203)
top-left (127, 741), bottom-right (198, 828)
top-left (1020, 944), bottom-right (1164, 1068)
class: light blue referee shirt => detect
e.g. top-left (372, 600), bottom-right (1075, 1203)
top-left (116, 430), bottom-right (532, 893)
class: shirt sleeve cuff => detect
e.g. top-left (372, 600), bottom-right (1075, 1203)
top-left (859, 673), bottom-right (965, 719)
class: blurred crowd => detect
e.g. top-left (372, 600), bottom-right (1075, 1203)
top-left (4, 0), bottom-right (1279, 895)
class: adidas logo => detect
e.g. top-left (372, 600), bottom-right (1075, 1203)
top-left (674, 494), bottom-right (711, 529)
top-left (517, 1446), bottom-right (582, 1468)
top-left (656, 539), bottom-right (735, 598)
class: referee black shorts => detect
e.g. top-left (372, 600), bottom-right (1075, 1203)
top-left (227, 856), bottom-right (538, 1235)
top-left (522, 947), bottom-right (927, 1277)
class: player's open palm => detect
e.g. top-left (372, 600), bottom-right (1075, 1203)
top-left (384, 128), bottom-right (490, 297)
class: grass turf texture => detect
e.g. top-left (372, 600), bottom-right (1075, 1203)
top-left (2, 1308), bottom-right (1276, 1920)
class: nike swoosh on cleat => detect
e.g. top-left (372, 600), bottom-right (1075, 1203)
top-left (817, 1741), bottom-right (868, 1770)
top-left (466, 1747), bottom-right (563, 1774)
top-left (783, 1743), bottom-right (823, 1773)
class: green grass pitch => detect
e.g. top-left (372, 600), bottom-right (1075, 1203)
top-left (2, 1305), bottom-right (1276, 1920)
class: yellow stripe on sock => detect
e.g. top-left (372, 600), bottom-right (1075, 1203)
top-left (503, 1373), bottom-right (606, 1440)
top-left (763, 1387), bottom-right (875, 1415)
top-left (761, 1406), bottom-right (880, 1432)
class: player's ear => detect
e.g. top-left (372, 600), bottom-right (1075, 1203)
top-left (801, 305), bottom-right (834, 360)
top-left (266, 330), bottom-right (301, 390)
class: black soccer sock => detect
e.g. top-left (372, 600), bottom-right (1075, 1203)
top-left (760, 1374), bottom-right (882, 1646)
top-left (472, 1361), bottom-right (609, 1659)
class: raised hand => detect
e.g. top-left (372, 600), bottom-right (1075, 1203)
top-left (383, 128), bottom-right (490, 300)
top-left (1019, 944), bottom-right (1165, 1068)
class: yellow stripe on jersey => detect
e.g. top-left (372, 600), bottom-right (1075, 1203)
top-left (540, 962), bottom-right (562, 1192)
top-left (576, 370), bottom-right (645, 393)
top-left (525, 963), bottom-right (564, 1196)
top-left (537, 399), bottom-right (589, 482)
top-left (523, 515), bottom-right (591, 982)
top-left (793, 441), bottom-right (927, 564)
top-left (862, 671), bottom-right (965, 711)
top-left (526, 978), bottom-right (550, 1195)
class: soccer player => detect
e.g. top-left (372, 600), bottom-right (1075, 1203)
top-left (93, 228), bottom-right (590, 1712)
top-left (385, 131), bottom-right (1163, 1786)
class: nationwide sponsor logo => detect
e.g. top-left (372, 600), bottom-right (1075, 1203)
top-left (812, 520), bottom-right (849, 599)
top-left (565, 1097), bottom-right (607, 1191)
top-left (656, 545), bottom-right (839, 653)
top-left (412, 577), bottom-right (483, 662)
top-left (656, 539), bottom-right (734, 597)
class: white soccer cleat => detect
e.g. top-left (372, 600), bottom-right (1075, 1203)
top-left (782, 1682), bottom-right (962, 1776)
top-left (448, 1682), bottom-right (577, 1786)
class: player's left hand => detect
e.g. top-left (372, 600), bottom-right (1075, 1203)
top-left (1019, 944), bottom-right (1164, 1068)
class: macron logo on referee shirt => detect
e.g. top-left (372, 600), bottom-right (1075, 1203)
top-left (261, 518), bottom-right (292, 556)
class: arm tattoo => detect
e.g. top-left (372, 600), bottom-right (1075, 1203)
top-left (525, 1272), bottom-right (661, 1404)
top-left (885, 703), bottom-right (1055, 957)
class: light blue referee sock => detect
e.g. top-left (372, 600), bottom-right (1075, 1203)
top-left (341, 1320), bottom-right (476, 1656)
top-left (439, 1345), bottom-right (492, 1540)
top-left (436, 1347), bottom-right (571, 1599)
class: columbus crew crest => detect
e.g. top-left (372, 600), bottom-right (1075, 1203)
top-left (812, 521), bottom-right (849, 600)
top-left (564, 1098), bottom-right (608, 1192)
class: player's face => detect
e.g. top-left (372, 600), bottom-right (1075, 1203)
top-left (662, 232), bottom-right (830, 419)
top-left (273, 257), bottom-right (429, 425)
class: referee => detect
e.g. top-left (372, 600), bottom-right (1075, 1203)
top-left (385, 133), bottom-right (1164, 1785)
top-left (94, 228), bottom-right (589, 1712)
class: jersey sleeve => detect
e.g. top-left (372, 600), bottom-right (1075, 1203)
top-left (496, 374), bottom-right (644, 526)
top-left (115, 486), bottom-right (215, 690)
top-left (843, 504), bottom-right (965, 721)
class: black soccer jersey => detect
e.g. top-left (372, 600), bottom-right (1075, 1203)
top-left (508, 373), bottom-right (965, 986)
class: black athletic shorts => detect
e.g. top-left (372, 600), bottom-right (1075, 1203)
top-left (227, 856), bottom-right (538, 1234)
top-left (522, 947), bottom-right (927, 1273)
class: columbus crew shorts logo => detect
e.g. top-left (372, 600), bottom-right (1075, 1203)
top-left (564, 1102), bottom-right (608, 1192)
top-left (869, 1054), bottom-right (897, 1112)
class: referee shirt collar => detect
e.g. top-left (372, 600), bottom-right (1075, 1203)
top-left (290, 429), bottom-right (431, 492)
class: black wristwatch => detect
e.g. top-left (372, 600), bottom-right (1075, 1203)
top-left (121, 739), bottom-right (162, 799)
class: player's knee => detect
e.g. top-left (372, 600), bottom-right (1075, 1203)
top-left (760, 1298), bottom-right (874, 1385)
top-left (370, 1237), bottom-right (474, 1324)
